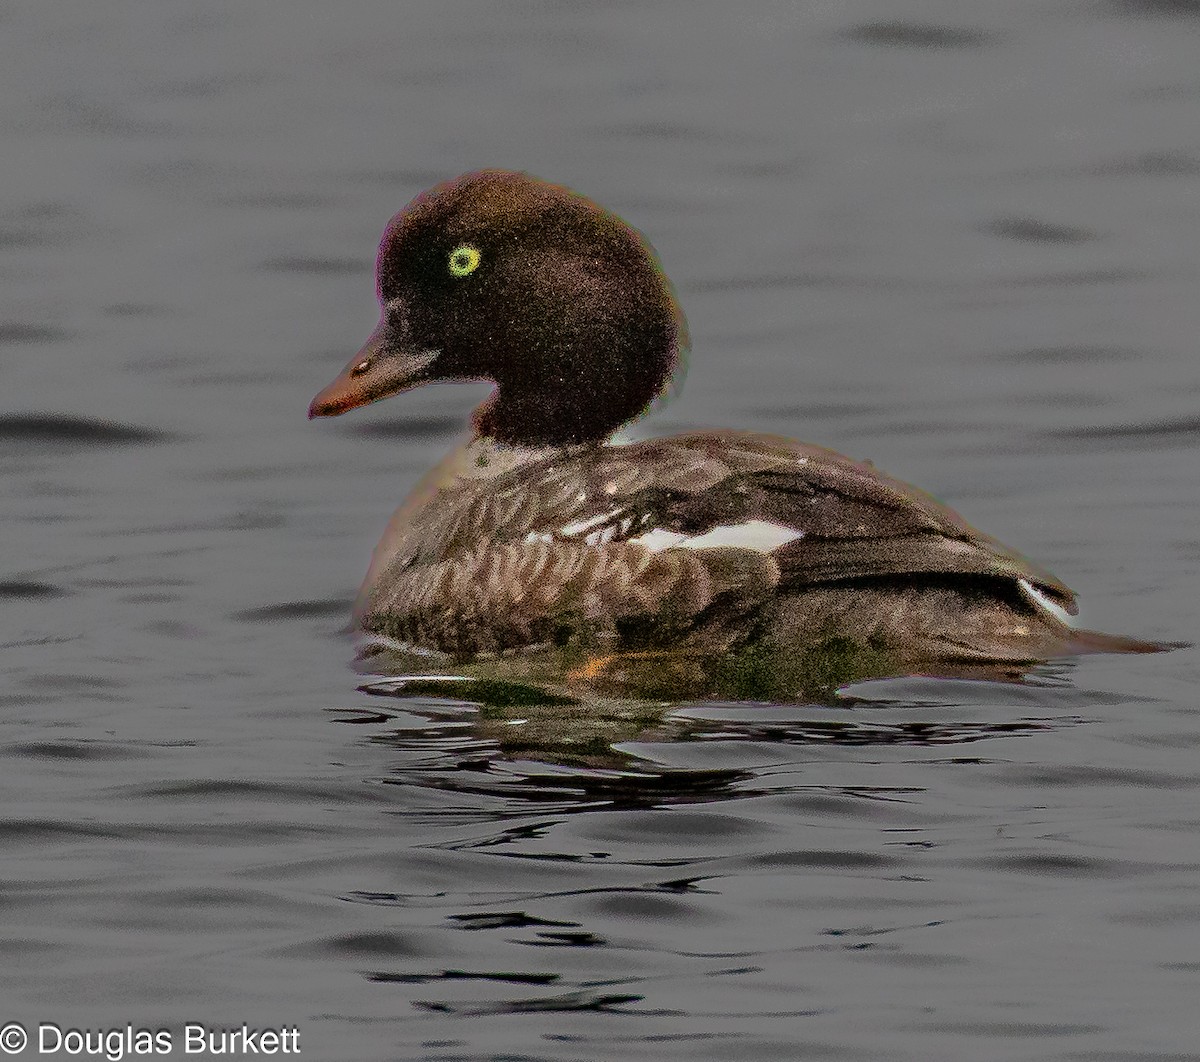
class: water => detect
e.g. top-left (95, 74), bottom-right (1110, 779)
top-left (4, 2), bottom-right (1200, 1058)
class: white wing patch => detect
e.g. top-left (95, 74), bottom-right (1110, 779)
top-left (559, 510), bottom-right (624, 538)
top-left (634, 519), bottom-right (802, 553)
top-left (628, 528), bottom-right (689, 551)
top-left (523, 509), bottom-right (635, 547)
top-left (524, 516), bottom-right (802, 554)
top-left (1018, 578), bottom-right (1075, 626)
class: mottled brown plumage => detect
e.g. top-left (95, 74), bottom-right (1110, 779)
top-left (356, 432), bottom-right (1075, 659)
top-left (310, 170), bottom-right (1168, 668)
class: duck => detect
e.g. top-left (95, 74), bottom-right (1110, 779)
top-left (309, 169), bottom-right (1164, 672)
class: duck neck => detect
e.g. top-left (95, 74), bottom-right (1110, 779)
top-left (471, 385), bottom-right (626, 448)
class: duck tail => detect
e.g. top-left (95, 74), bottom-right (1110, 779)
top-left (1063, 627), bottom-right (1186, 655)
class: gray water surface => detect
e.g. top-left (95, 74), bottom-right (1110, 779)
top-left (4, 3), bottom-right (1200, 1059)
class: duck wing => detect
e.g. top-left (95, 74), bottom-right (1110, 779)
top-left (691, 431), bottom-right (1073, 607)
top-left (522, 430), bottom-right (1075, 609)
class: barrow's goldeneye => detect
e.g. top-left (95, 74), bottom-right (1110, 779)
top-left (310, 170), bottom-right (1164, 666)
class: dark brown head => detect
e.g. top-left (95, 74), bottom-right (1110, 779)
top-left (309, 170), bottom-right (686, 446)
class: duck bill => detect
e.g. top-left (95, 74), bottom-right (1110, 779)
top-left (308, 319), bottom-right (439, 418)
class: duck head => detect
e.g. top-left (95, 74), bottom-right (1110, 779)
top-left (308, 170), bottom-right (686, 447)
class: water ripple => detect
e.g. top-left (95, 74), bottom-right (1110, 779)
top-left (0, 579), bottom-right (69, 599)
top-left (840, 22), bottom-right (994, 48)
top-left (414, 987), bottom-right (643, 1015)
top-left (0, 413), bottom-right (177, 446)
top-left (0, 323), bottom-right (70, 344)
top-left (260, 255), bottom-right (366, 275)
top-left (983, 217), bottom-right (1098, 244)
top-left (1048, 415), bottom-right (1200, 445)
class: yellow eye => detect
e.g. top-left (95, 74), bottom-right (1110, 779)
top-left (448, 244), bottom-right (482, 278)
